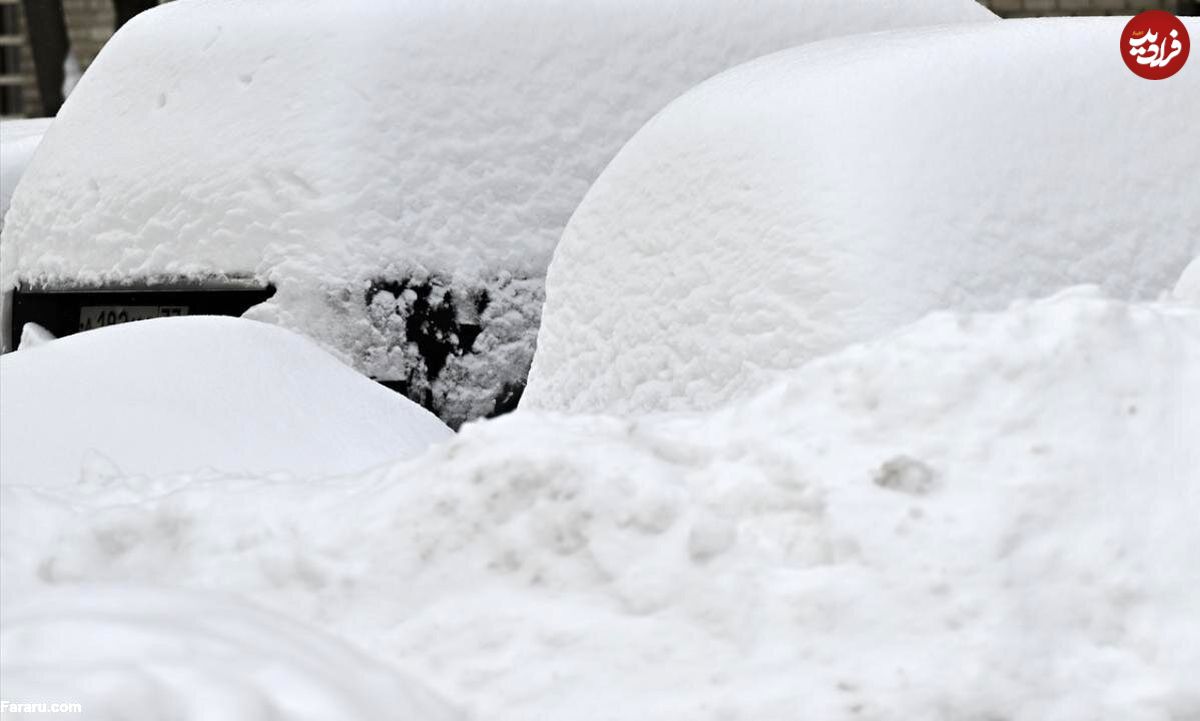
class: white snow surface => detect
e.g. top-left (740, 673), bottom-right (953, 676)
top-left (3, 289), bottom-right (1197, 719)
top-left (0, 587), bottom-right (461, 721)
top-left (0, 119), bottom-right (52, 232)
top-left (15, 322), bottom-right (54, 350)
top-left (0, 0), bottom-right (994, 371)
top-left (0, 316), bottom-right (450, 487)
top-left (525, 18), bottom-right (1200, 415)
top-left (1175, 257), bottom-right (1200, 303)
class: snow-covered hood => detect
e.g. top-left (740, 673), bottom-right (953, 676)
top-left (0, 315), bottom-right (451, 485)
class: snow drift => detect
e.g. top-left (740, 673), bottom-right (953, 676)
top-left (525, 18), bottom-right (1200, 415)
top-left (1176, 257), bottom-right (1200, 303)
top-left (0, 316), bottom-right (450, 487)
top-left (0, 0), bottom-right (995, 423)
top-left (4, 288), bottom-right (1197, 719)
top-left (0, 587), bottom-right (462, 721)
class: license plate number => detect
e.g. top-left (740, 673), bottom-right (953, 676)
top-left (79, 305), bottom-right (188, 330)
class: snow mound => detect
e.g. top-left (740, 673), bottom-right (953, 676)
top-left (0, 316), bottom-right (450, 487)
top-left (525, 18), bottom-right (1200, 415)
top-left (0, 586), bottom-right (461, 721)
top-left (5, 290), bottom-right (1197, 719)
top-left (0, 119), bottom-right (51, 232)
top-left (16, 322), bottom-right (54, 350)
top-left (1175, 257), bottom-right (1200, 303)
top-left (0, 0), bottom-right (995, 420)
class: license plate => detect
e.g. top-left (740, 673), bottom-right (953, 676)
top-left (78, 305), bottom-right (188, 331)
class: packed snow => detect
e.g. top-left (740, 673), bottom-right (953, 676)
top-left (0, 316), bottom-right (450, 487)
top-left (525, 18), bottom-right (1200, 415)
top-left (0, 0), bottom-right (995, 422)
top-left (3, 287), bottom-right (1197, 719)
top-left (0, 119), bottom-right (52, 232)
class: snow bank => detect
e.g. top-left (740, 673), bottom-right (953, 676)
top-left (0, 587), bottom-right (461, 721)
top-left (1176, 257), bottom-right (1200, 303)
top-left (16, 322), bottom-right (54, 350)
top-left (0, 119), bottom-right (51, 232)
top-left (525, 18), bottom-right (1200, 415)
top-left (0, 316), bottom-right (450, 487)
top-left (5, 289), bottom-right (1197, 719)
top-left (0, 0), bottom-right (995, 422)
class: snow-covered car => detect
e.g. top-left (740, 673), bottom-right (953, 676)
top-left (0, 0), bottom-right (994, 426)
top-left (524, 18), bottom-right (1200, 415)
top-left (1, 316), bottom-right (451, 486)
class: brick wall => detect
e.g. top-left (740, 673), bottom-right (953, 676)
top-left (63, 0), bottom-right (118, 71)
top-left (6, 0), bottom-right (1198, 117)
top-left (981, 0), bottom-right (1199, 17)
top-left (1, 0), bottom-right (25, 117)
top-left (14, 0), bottom-right (164, 116)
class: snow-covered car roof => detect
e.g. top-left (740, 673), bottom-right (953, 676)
top-left (0, 0), bottom-right (994, 424)
top-left (525, 18), bottom-right (1200, 415)
top-left (0, 0), bottom-right (993, 283)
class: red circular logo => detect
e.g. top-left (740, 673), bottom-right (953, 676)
top-left (1122, 11), bottom-right (1190, 80)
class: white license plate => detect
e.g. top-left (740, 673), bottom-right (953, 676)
top-left (79, 305), bottom-right (188, 330)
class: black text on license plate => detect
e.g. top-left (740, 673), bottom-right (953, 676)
top-left (78, 305), bottom-right (189, 331)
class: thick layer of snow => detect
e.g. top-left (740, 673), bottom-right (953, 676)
top-left (0, 316), bottom-right (450, 487)
top-left (525, 18), bottom-right (1200, 415)
top-left (0, 119), bottom-right (52, 232)
top-left (4, 289), bottom-right (1197, 719)
top-left (0, 587), bottom-right (461, 721)
top-left (0, 0), bottom-right (995, 415)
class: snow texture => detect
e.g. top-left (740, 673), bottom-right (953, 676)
top-left (16, 322), bottom-right (54, 350)
top-left (3, 289), bottom-right (1197, 719)
top-left (0, 0), bottom-right (995, 422)
top-left (525, 18), bottom-right (1200, 415)
top-left (0, 316), bottom-right (451, 487)
top-left (1175, 257), bottom-right (1200, 303)
top-left (0, 587), bottom-right (462, 721)
top-left (0, 119), bottom-right (51, 233)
